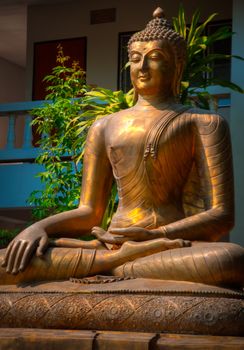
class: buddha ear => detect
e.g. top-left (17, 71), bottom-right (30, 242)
top-left (173, 61), bottom-right (185, 97)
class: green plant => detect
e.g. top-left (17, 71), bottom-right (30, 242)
top-left (172, 5), bottom-right (244, 108)
top-left (28, 45), bottom-right (87, 219)
top-left (28, 46), bottom-right (133, 228)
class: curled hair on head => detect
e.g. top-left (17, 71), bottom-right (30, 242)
top-left (128, 7), bottom-right (186, 97)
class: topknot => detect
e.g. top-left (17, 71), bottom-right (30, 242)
top-left (128, 7), bottom-right (186, 64)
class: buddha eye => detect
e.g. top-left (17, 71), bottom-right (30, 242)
top-left (130, 54), bottom-right (141, 63)
top-left (148, 52), bottom-right (163, 60)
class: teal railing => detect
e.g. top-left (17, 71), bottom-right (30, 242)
top-left (0, 101), bottom-right (50, 207)
top-left (0, 100), bottom-right (53, 161)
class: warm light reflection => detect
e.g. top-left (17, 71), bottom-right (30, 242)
top-left (127, 207), bottom-right (144, 224)
top-left (118, 123), bottom-right (145, 137)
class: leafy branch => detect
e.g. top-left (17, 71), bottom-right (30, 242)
top-left (28, 46), bottom-right (133, 227)
top-left (172, 5), bottom-right (243, 109)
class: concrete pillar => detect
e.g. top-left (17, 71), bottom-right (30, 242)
top-left (230, 0), bottom-right (244, 245)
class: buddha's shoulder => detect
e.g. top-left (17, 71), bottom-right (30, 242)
top-left (185, 107), bottom-right (228, 129)
top-left (87, 114), bottom-right (112, 136)
top-left (107, 108), bottom-right (131, 121)
top-left (89, 109), bottom-right (127, 130)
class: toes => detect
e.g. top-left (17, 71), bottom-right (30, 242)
top-left (167, 239), bottom-right (185, 248)
top-left (175, 239), bottom-right (185, 248)
top-left (183, 240), bottom-right (191, 247)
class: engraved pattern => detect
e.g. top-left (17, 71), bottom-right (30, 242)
top-left (0, 292), bottom-right (243, 336)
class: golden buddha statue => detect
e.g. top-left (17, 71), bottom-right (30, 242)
top-left (0, 8), bottom-right (243, 287)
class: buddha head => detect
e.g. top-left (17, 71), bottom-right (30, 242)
top-left (128, 8), bottom-right (186, 99)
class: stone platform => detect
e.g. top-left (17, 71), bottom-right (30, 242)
top-left (0, 329), bottom-right (244, 350)
top-left (0, 278), bottom-right (243, 337)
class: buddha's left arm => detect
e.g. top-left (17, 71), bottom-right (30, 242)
top-left (161, 113), bottom-right (234, 242)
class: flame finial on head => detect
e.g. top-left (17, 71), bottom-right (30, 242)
top-left (153, 7), bottom-right (165, 19)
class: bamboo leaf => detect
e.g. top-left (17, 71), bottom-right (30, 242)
top-left (194, 12), bottom-right (218, 39)
top-left (187, 10), bottom-right (200, 45)
top-left (181, 81), bottom-right (190, 89)
top-left (178, 4), bottom-right (187, 39)
top-left (210, 79), bottom-right (244, 93)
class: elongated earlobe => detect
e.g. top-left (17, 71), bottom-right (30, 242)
top-left (173, 62), bottom-right (184, 97)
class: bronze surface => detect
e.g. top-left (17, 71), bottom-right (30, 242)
top-left (1, 278), bottom-right (243, 297)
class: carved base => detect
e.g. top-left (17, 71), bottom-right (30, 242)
top-left (0, 279), bottom-right (243, 336)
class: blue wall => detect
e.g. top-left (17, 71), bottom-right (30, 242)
top-left (0, 163), bottom-right (44, 207)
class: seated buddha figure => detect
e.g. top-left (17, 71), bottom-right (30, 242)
top-left (0, 8), bottom-right (243, 287)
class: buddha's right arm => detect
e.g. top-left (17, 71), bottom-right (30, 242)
top-left (2, 118), bottom-right (113, 273)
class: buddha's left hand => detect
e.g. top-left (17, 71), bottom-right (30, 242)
top-left (92, 226), bottom-right (158, 244)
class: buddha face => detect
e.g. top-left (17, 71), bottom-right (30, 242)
top-left (129, 39), bottom-right (176, 98)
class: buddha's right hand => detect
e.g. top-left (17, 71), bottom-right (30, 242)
top-left (1, 225), bottom-right (49, 274)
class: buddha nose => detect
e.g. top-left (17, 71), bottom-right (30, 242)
top-left (140, 56), bottom-right (149, 71)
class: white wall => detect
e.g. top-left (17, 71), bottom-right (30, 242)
top-left (0, 57), bottom-right (25, 103)
top-left (0, 58), bottom-right (26, 149)
top-left (230, 0), bottom-right (244, 246)
top-left (26, 0), bottom-right (232, 99)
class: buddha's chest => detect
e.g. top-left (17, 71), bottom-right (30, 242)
top-left (106, 117), bottom-right (150, 167)
top-left (105, 114), bottom-right (193, 176)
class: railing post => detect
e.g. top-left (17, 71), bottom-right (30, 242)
top-left (23, 114), bottom-right (33, 149)
top-left (6, 114), bottom-right (15, 149)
